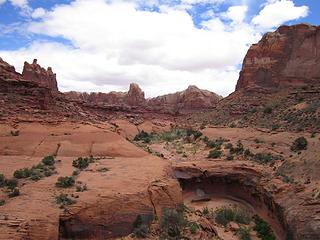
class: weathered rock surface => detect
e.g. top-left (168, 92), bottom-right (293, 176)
top-left (148, 85), bottom-right (222, 113)
top-left (0, 57), bottom-right (22, 81)
top-left (174, 161), bottom-right (320, 240)
top-left (236, 24), bottom-right (320, 91)
top-left (22, 59), bottom-right (58, 92)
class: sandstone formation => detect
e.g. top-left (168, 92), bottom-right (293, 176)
top-left (236, 24), bottom-right (320, 91)
top-left (0, 57), bottom-right (22, 81)
top-left (22, 59), bottom-right (58, 92)
top-left (148, 85), bottom-right (222, 112)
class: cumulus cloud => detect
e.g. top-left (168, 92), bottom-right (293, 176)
top-left (0, 0), bottom-right (6, 6)
top-left (0, 0), bottom-right (310, 97)
top-left (252, 0), bottom-right (308, 29)
top-left (222, 5), bottom-right (248, 23)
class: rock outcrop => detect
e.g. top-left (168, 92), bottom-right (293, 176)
top-left (148, 85), bottom-right (222, 112)
top-left (22, 59), bottom-right (58, 92)
top-left (0, 57), bottom-right (22, 81)
top-left (236, 24), bottom-right (320, 91)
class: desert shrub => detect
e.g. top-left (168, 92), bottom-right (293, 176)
top-left (204, 137), bottom-right (228, 149)
top-left (311, 132), bottom-right (316, 138)
top-left (252, 153), bottom-right (280, 164)
top-left (133, 224), bottom-right (149, 238)
top-left (14, 168), bottom-right (32, 179)
top-left (8, 187), bottom-right (20, 198)
top-left (76, 184), bottom-right (88, 192)
top-left (253, 215), bottom-right (276, 240)
top-left (5, 178), bottom-right (18, 190)
top-left (56, 193), bottom-right (76, 208)
top-left (291, 137), bottom-right (308, 152)
top-left (160, 208), bottom-right (188, 239)
top-left (237, 227), bottom-right (251, 240)
top-left (224, 143), bottom-right (233, 149)
top-left (72, 157), bottom-right (93, 170)
top-left (72, 170), bottom-right (80, 176)
top-left (42, 155), bottom-right (55, 166)
top-left (263, 106), bottom-right (273, 114)
top-left (271, 124), bottom-right (280, 131)
top-left (186, 128), bottom-right (202, 140)
top-left (160, 128), bottom-right (187, 142)
top-left (56, 176), bottom-right (75, 188)
top-left (10, 130), bottom-right (20, 136)
top-left (254, 138), bottom-right (264, 144)
top-left (244, 149), bottom-right (253, 158)
top-left (134, 130), bottom-right (152, 143)
top-left (215, 207), bottom-right (251, 227)
top-left (226, 155), bottom-right (234, 161)
top-left (202, 206), bottom-right (209, 215)
top-left (0, 174), bottom-right (6, 187)
top-left (230, 141), bottom-right (244, 155)
top-left (132, 215), bottom-right (149, 238)
top-left (208, 149), bottom-right (223, 159)
top-left (188, 222), bottom-right (199, 234)
top-left (0, 199), bottom-right (5, 206)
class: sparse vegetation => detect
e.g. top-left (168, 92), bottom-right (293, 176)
top-left (214, 206), bottom-right (251, 227)
top-left (0, 199), bottom-right (5, 206)
top-left (208, 149), bottom-right (223, 159)
top-left (56, 193), bottom-right (76, 208)
top-left (10, 130), bottom-right (20, 136)
top-left (160, 208), bottom-right (188, 239)
top-left (13, 156), bottom-right (56, 181)
top-left (56, 176), bottom-right (75, 188)
top-left (263, 106), bottom-right (273, 114)
top-left (76, 183), bottom-right (88, 192)
top-left (8, 187), bottom-right (20, 198)
top-left (253, 215), bottom-right (276, 240)
top-left (203, 137), bottom-right (228, 149)
top-left (252, 153), bottom-right (281, 164)
top-left (230, 141), bottom-right (244, 155)
top-left (72, 156), bottom-right (94, 170)
top-left (134, 130), bottom-right (152, 143)
top-left (226, 154), bottom-right (234, 161)
top-left (237, 227), bottom-right (251, 240)
top-left (291, 137), bottom-right (308, 152)
top-left (132, 215), bottom-right (149, 238)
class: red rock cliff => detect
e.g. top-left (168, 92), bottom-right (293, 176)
top-left (22, 59), bottom-right (58, 92)
top-left (236, 24), bottom-right (320, 91)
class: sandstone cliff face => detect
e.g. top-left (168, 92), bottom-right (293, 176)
top-left (148, 85), bottom-right (222, 112)
top-left (236, 24), bottom-right (320, 91)
top-left (22, 59), bottom-right (58, 92)
top-left (0, 57), bottom-right (22, 81)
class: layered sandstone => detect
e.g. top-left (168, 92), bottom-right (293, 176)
top-left (148, 85), bottom-right (222, 112)
top-left (22, 59), bottom-right (58, 92)
top-left (236, 24), bottom-right (320, 91)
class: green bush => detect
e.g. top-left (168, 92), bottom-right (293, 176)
top-left (72, 157), bottom-right (93, 170)
top-left (253, 215), bottom-right (276, 240)
top-left (208, 149), bottom-right (223, 159)
top-left (14, 168), bottom-right (32, 179)
top-left (0, 174), bottom-right (6, 187)
top-left (230, 141), bottom-right (244, 155)
top-left (252, 153), bottom-right (280, 164)
top-left (263, 106), bottom-right (273, 114)
top-left (226, 155), bottom-right (234, 161)
top-left (237, 227), bottom-right (251, 240)
top-left (160, 128), bottom-right (187, 142)
top-left (188, 222), bottom-right (199, 234)
top-left (134, 130), bottom-right (152, 143)
top-left (290, 137), bottom-right (308, 152)
top-left (132, 215), bottom-right (149, 238)
top-left (204, 137), bottom-right (227, 149)
top-left (202, 206), bottom-right (209, 215)
top-left (0, 199), bottom-right (5, 206)
top-left (56, 193), bottom-right (76, 208)
top-left (42, 156), bottom-right (55, 166)
top-left (215, 207), bottom-right (251, 227)
top-left (56, 176), bottom-right (75, 188)
top-left (160, 208), bottom-right (187, 239)
top-left (5, 179), bottom-right (18, 190)
top-left (76, 184), bottom-right (88, 192)
top-left (186, 128), bottom-right (202, 140)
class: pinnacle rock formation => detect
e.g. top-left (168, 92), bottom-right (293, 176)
top-left (236, 23), bottom-right (320, 91)
top-left (22, 59), bottom-right (58, 92)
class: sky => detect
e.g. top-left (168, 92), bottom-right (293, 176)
top-left (0, 0), bottom-right (319, 97)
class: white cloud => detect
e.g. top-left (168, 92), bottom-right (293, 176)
top-left (223, 5), bottom-right (248, 23)
top-left (10, 0), bottom-right (27, 7)
top-left (32, 7), bottom-right (46, 19)
top-left (252, 0), bottom-right (308, 29)
top-left (0, 0), bottom-right (6, 6)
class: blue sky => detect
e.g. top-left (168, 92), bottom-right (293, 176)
top-left (0, 0), bottom-right (319, 96)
